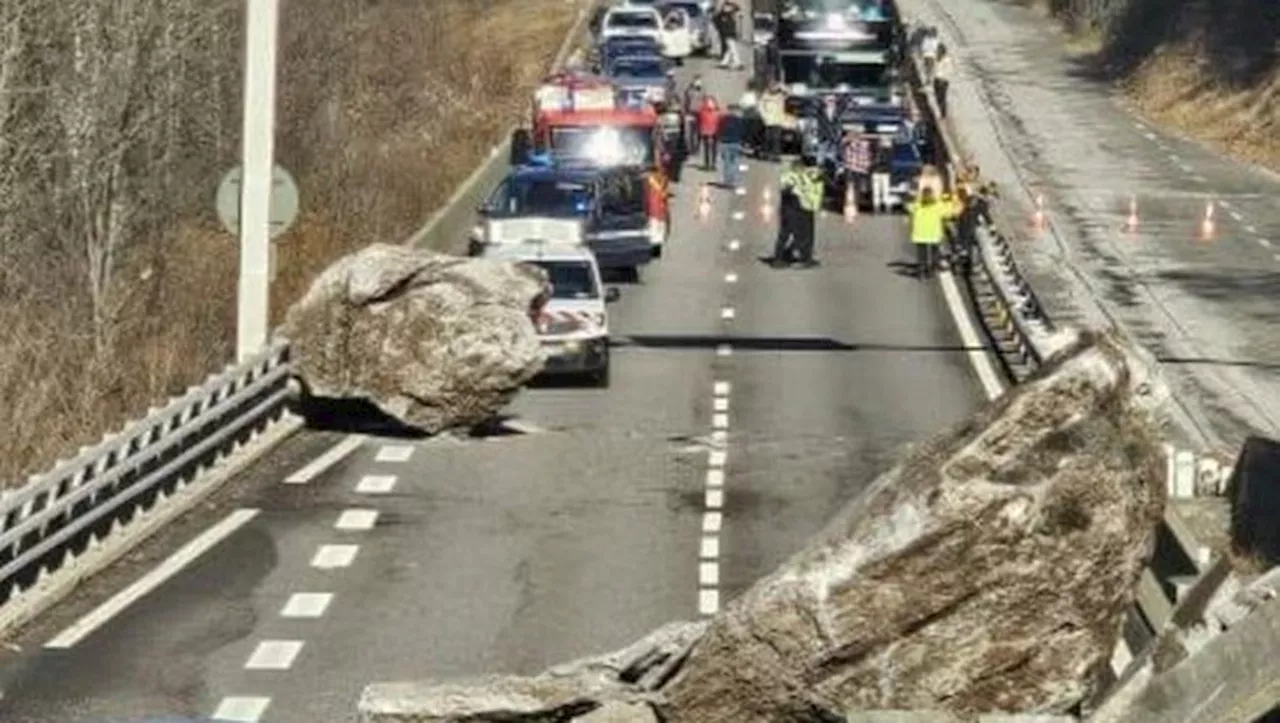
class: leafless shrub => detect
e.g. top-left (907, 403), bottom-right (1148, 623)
top-left (0, 0), bottom-right (576, 485)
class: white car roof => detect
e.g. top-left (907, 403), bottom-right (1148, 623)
top-left (483, 243), bottom-right (597, 265)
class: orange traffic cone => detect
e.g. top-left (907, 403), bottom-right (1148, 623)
top-left (1199, 201), bottom-right (1216, 241)
top-left (844, 185), bottom-right (858, 224)
top-left (1031, 193), bottom-right (1046, 232)
top-left (1123, 195), bottom-right (1139, 233)
top-left (760, 186), bottom-right (773, 222)
top-left (697, 184), bottom-right (711, 220)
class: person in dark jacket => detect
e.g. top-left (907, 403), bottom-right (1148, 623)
top-left (869, 136), bottom-right (894, 213)
top-left (713, 1), bottom-right (744, 69)
top-left (718, 105), bottom-right (746, 188)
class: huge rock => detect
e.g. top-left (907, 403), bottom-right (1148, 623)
top-left (659, 328), bottom-right (1168, 721)
top-left (283, 243), bottom-right (547, 432)
top-left (356, 328), bottom-right (1171, 722)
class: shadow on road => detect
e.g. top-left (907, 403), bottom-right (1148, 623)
top-left (613, 334), bottom-right (985, 353)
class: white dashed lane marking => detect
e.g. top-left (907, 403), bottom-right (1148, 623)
top-left (716, 344), bottom-right (733, 356)
top-left (706, 469), bottom-right (725, 487)
top-left (374, 444), bottom-right (414, 463)
top-left (710, 429), bottom-right (728, 445)
top-left (708, 450), bottom-right (726, 468)
top-left (725, 272), bottom-right (738, 283)
top-left (280, 592), bottom-right (334, 619)
top-left (713, 397), bottom-right (729, 412)
top-left (728, 239), bottom-right (741, 251)
top-left (705, 488), bottom-right (724, 508)
top-left (1245, 225), bottom-right (1258, 234)
top-left (212, 696), bottom-right (271, 722)
top-left (284, 435), bottom-right (364, 484)
top-left (700, 561), bottom-right (721, 586)
top-left (700, 536), bottom-right (720, 558)
top-left (311, 544), bottom-right (359, 569)
top-left (1258, 238), bottom-right (1271, 248)
top-left (244, 640), bottom-right (304, 670)
top-left (355, 474), bottom-right (398, 494)
top-left (1228, 209), bottom-right (1244, 222)
top-left (712, 413), bottom-right (729, 429)
top-left (721, 307), bottom-right (736, 320)
top-left (698, 588), bottom-right (720, 615)
top-left (335, 508), bottom-right (379, 531)
top-left (702, 511), bottom-right (723, 532)
top-left (732, 211), bottom-right (745, 221)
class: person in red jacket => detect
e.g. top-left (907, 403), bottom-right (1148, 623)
top-left (698, 95), bottom-right (721, 171)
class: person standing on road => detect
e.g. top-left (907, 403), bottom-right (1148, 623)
top-left (718, 104), bottom-right (746, 188)
top-left (757, 81), bottom-right (786, 162)
top-left (869, 135), bottom-right (894, 213)
top-left (933, 44), bottom-right (953, 119)
top-left (790, 158), bottom-right (824, 267)
top-left (906, 186), bottom-right (958, 279)
top-left (698, 95), bottom-right (722, 170)
top-left (714, 0), bottom-right (744, 70)
top-left (921, 27), bottom-right (940, 81)
top-left (769, 158), bottom-right (806, 265)
top-left (843, 130), bottom-right (872, 210)
top-left (683, 77), bottom-right (706, 158)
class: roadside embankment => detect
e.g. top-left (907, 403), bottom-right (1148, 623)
top-left (1027, 0), bottom-right (1278, 172)
top-left (0, 0), bottom-right (578, 488)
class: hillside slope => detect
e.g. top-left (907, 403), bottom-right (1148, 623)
top-left (1041, 0), bottom-right (1278, 171)
top-left (0, 0), bottom-right (576, 485)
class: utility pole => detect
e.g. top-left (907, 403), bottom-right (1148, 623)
top-left (236, 0), bottom-right (281, 362)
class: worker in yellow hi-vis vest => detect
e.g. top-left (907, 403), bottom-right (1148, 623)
top-left (906, 186), bottom-right (961, 279)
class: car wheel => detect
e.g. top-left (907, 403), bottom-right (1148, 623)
top-left (591, 354), bottom-right (611, 388)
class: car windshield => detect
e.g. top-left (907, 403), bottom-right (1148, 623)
top-left (607, 12), bottom-right (658, 28)
top-left (665, 1), bottom-right (703, 17)
top-left (611, 59), bottom-right (665, 78)
top-left (780, 54), bottom-right (888, 89)
top-left (549, 126), bottom-right (655, 168)
top-left (531, 261), bottom-right (599, 300)
top-left (606, 40), bottom-right (660, 56)
top-left (489, 177), bottom-right (590, 217)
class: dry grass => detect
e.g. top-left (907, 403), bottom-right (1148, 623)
top-left (1122, 45), bottom-right (1280, 172)
top-left (0, 0), bottom-right (577, 487)
top-left (1036, 0), bottom-right (1279, 173)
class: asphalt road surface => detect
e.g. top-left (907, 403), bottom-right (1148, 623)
top-left (896, 0), bottom-right (1280, 452)
top-left (0, 28), bottom-right (984, 723)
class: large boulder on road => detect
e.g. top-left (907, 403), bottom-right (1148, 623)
top-left (283, 243), bottom-right (547, 433)
top-left (659, 328), bottom-right (1169, 720)
top-left (356, 328), bottom-right (1170, 721)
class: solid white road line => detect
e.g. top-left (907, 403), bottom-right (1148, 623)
top-left (355, 474), bottom-right (398, 494)
top-left (280, 592), bottom-right (333, 618)
top-left (311, 544), bottom-right (359, 569)
top-left (700, 536), bottom-right (720, 558)
top-left (244, 639), bottom-right (304, 670)
top-left (212, 696), bottom-right (272, 722)
top-left (937, 270), bottom-right (1006, 401)
top-left (335, 509), bottom-right (379, 531)
top-left (698, 588), bottom-right (720, 615)
top-left (374, 444), bottom-right (414, 462)
top-left (45, 508), bottom-right (260, 650)
top-left (284, 435), bottom-right (364, 484)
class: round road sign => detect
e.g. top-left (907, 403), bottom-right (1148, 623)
top-left (215, 165), bottom-right (300, 240)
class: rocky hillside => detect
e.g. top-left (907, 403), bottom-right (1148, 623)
top-left (1044, 0), bottom-right (1278, 171)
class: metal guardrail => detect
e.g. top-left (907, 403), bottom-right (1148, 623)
top-left (897, 18), bottom-right (1223, 667)
top-left (0, 1), bottom-right (598, 621)
top-left (0, 342), bottom-right (292, 605)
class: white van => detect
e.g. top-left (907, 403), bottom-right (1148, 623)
top-left (483, 240), bottom-right (620, 387)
